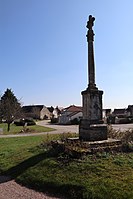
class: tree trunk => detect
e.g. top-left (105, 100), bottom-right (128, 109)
top-left (7, 122), bottom-right (10, 132)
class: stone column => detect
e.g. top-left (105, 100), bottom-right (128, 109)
top-left (86, 15), bottom-right (96, 89)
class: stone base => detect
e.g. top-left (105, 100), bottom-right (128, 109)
top-left (67, 138), bottom-right (122, 154)
top-left (79, 119), bottom-right (107, 141)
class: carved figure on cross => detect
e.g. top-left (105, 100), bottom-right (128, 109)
top-left (86, 15), bottom-right (95, 30)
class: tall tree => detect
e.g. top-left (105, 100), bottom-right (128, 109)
top-left (0, 89), bottom-right (21, 131)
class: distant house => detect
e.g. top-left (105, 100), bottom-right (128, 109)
top-left (53, 106), bottom-right (62, 118)
top-left (112, 108), bottom-right (129, 118)
top-left (102, 109), bottom-right (112, 123)
top-left (22, 105), bottom-right (52, 120)
top-left (58, 105), bottom-right (83, 124)
top-left (111, 108), bottom-right (130, 124)
top-left (127, 105), bottom-right (133, 116)
top-left (47, 106), bottom-right (54, 114)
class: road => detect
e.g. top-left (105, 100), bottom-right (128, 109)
top-left (37, 120), bottom-right (79, 133)
top-left (37, 120), bottom-right (133, 133)
top-left (112, 123), bottom-right (133, 131)
top-left (0, 120), bottom-right (79, 138)
top-left (0, 121), bottom-right (133, 138)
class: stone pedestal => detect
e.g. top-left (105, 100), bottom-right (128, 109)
top-left (79, 86), bottom-right (107, 141)
top-left (82, 87), bottom-right (103, 122)
top-left (79, 121), bottom-right (107, 141)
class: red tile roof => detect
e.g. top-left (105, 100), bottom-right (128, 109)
top-left (68, 111), bottom-right (82, 117)
top-left (64, 105), bottom-right (82, 112)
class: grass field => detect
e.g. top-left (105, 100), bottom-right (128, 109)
top-left (0, 134), bottom-right (133, 199)
top-left (0, 123), bottom-right (55, 134)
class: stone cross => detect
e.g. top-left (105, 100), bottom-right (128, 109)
top-left (79, 15), bottom-right (106, 141)
top-left (86, 15), bottom-right (96, 89)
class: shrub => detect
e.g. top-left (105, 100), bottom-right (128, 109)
top-left (118, 118), bottom-right (130, 124)
top-left (107, 115), bottom-right (115, 124)
top-left (51, 118), bottom-right (58, 123)
top-left (14, 118), bottom-right (36, 126)
top-left (107, 125), bottom-right (133, 151)
top-left (24, 118), bottom-right (36, 126)
top-left (14, 120), bottom-right (25, 126)
top-left (70, 118), bottom-right (80, 125)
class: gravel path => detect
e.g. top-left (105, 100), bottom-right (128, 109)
top-left (0, 176), bottom-right (61, 199)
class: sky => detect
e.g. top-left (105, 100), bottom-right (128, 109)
top-left (0, 0), bottom-right (133, 109)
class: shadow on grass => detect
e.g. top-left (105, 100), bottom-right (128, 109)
top-left (0, 150), bottom-right (86, 199)
top-left (0, 152), bottom-right (47, 185)
top-left (0, 175), bottom-right (12, 183)
top-left (2, 152), bottom-right (48, 182)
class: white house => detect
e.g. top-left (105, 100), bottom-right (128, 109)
top-left (102, 109), bottom-right (112, 123)
top-left (58, 105), bottom-right (83, 124)
top-left (52, 106), bottom-right (62, 118)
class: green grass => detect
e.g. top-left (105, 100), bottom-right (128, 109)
top-left (0, 123), bottom-right (55, 134)
top-left (0, 135), bottom-right (60, 172)
top-left (0, 135), bottom-right (133, 199)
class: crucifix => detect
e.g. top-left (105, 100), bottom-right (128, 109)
top-left (86, 15), bottom-right (96, 89)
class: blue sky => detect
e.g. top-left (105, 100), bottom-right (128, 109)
top-left (0, 0), bottom-right (133, 109)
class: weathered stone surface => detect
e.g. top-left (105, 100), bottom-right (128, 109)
top-left (79, 123), bottom-right (107, 141)
top-left (79, 15), bottom-right (107, 141)
top-left (86, 15), bottom-right (96, 87)
top-left (82, 88), bottom-right (103, 122)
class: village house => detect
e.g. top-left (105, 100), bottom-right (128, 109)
top-left (112, 108), bottom-right (129, 118)
top-left (102, 109), bottom-right (112, 123)
top-left (22, 105), bottom-right (52, 120)
top-left (58, 105), bottom-right (83, 124)
top-left (127, 105), bottom-right (133, 116)
top-left (50, 106), bottom-right (62, 123)
top-left (111, 108), bottom-right (130, 124)
top-left (52, 106), bottom-right (62, 118)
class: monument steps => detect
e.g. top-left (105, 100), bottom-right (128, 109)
top-left (66, 138), bottom-right (122, 155)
